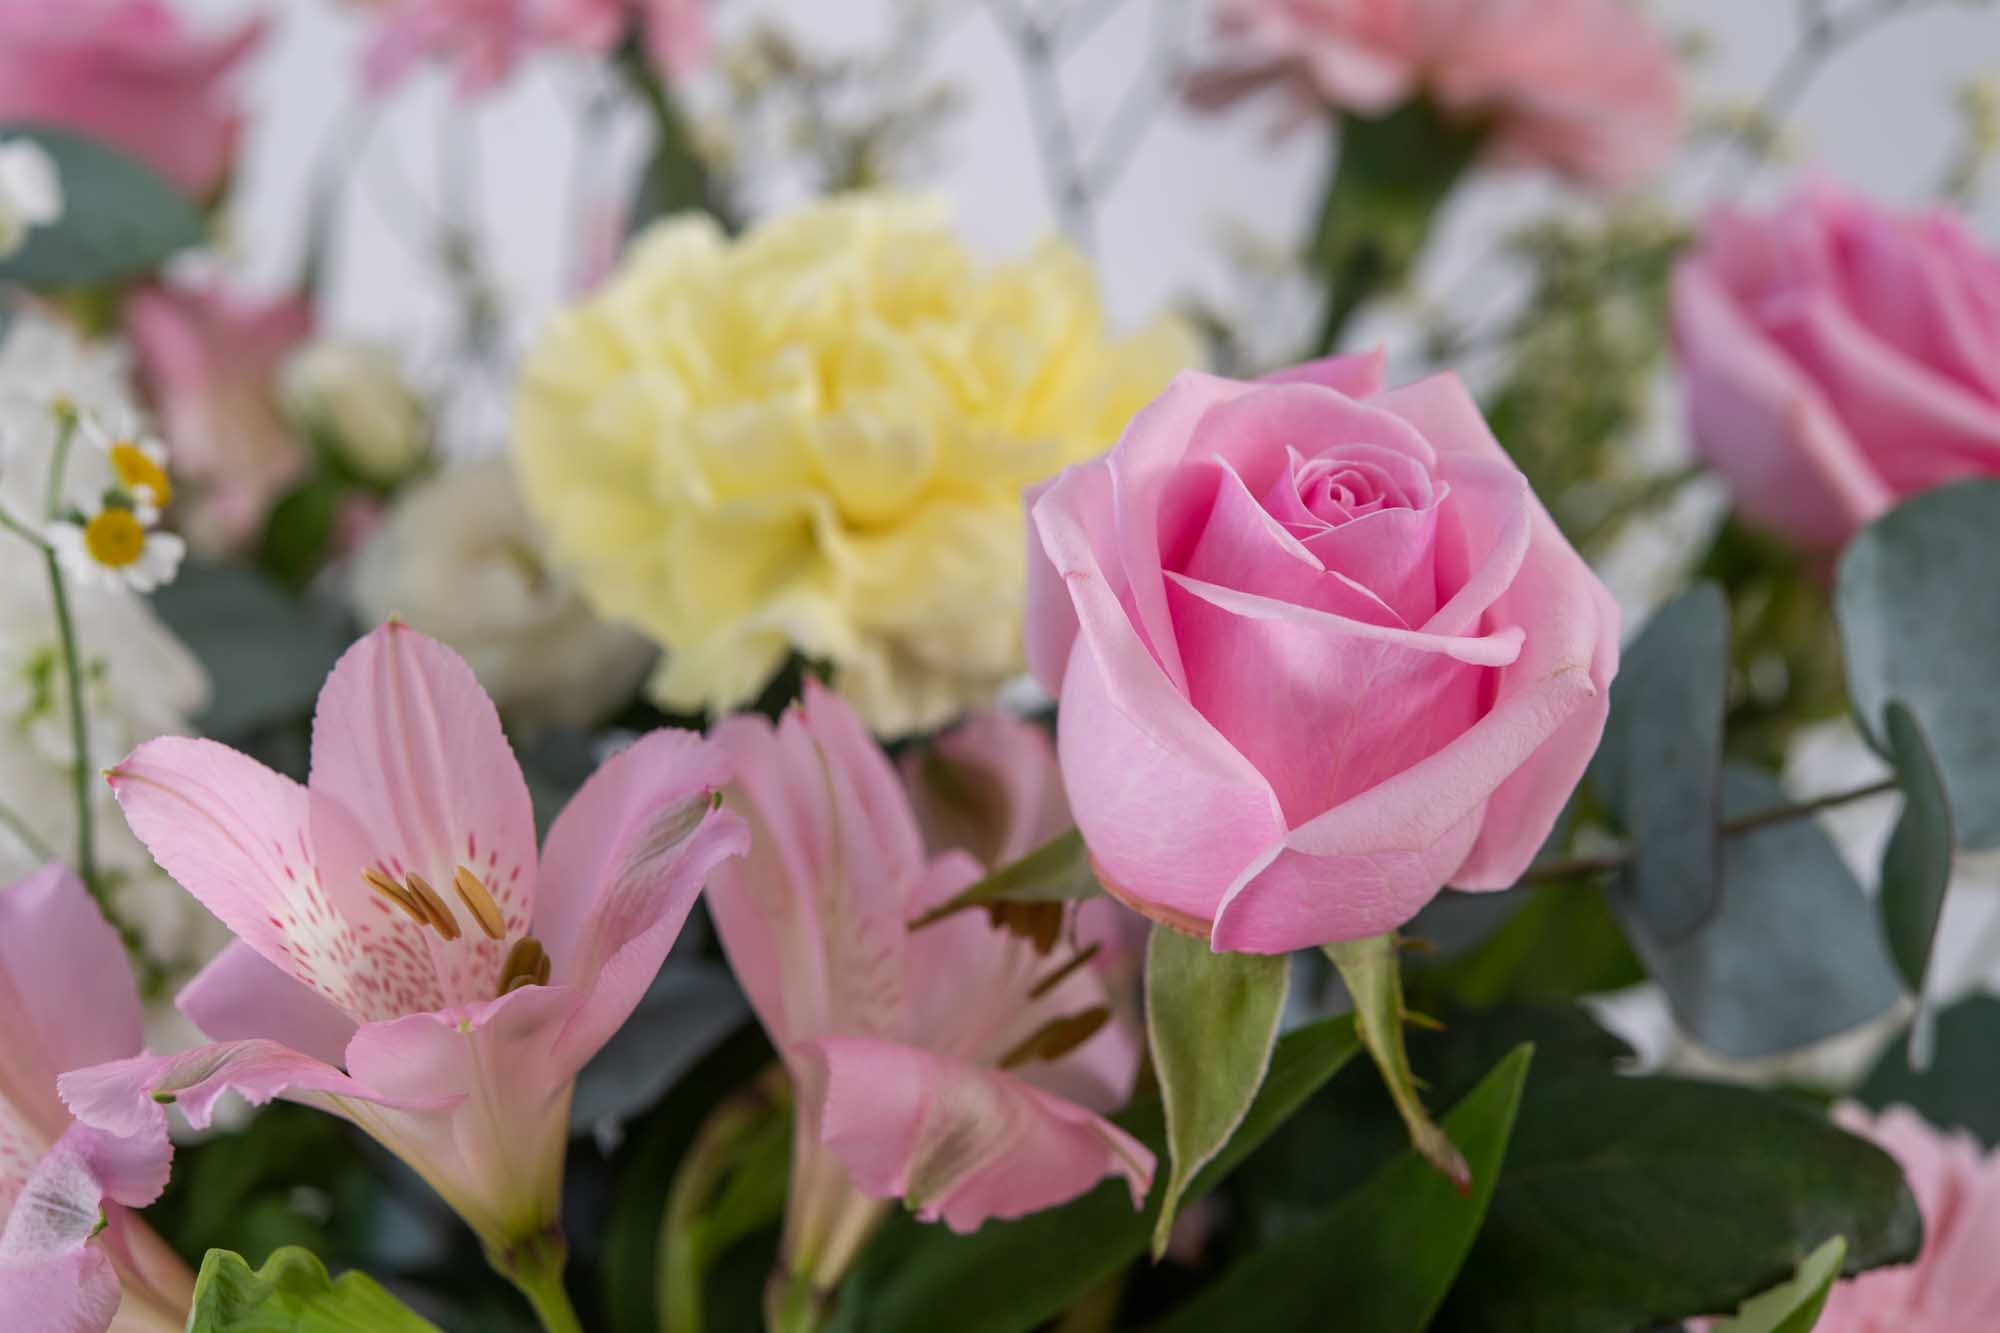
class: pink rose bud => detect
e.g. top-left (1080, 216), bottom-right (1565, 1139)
top-left (1673, 181), bottom-right (2000, 554)
top-left (0, 0), bottom-right (264, 199)
top-left (1189, 0), bottom-right (1682, 191)
top-left (1025, 353), bottom-right (1620, 954)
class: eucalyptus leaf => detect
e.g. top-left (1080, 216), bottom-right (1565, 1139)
top-left (905, 828), bottom-right (1101, 930)
top-left (1858, 995), bottom-right (2000, 1146)
top-left (1590, 583), bottom-right (1728, 940)
top-left (1879, 701), bottom-right (1954, 996)
top-left (1712, 1236), bottom-right (1846, 1333)
top-left (1433, 1073), bottom-right (1919, 1332)
top-left (1617, 765), bottom-right (1902, 1059)
top-left (150, 562), bottom-right (354, 741)
top-left (1145, 926), bottom-right (1289, 1257)
top-left (832, 1016), bottom-right (1362, 1333)
top-left (1156, 1045), bottom-right (1532, 1333)
top-left (0, 126), bottom-right (204, 289)
top-left (1838, 479), bottom-right (2000, 848)
top-left (186, 1246), bottom-right (440, 1333)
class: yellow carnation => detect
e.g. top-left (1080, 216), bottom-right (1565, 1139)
top-left (513, 191), bottom-right (1195, 735)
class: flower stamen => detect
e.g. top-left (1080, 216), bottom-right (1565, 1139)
top-left (403, 873), bottom-right (461, 941)
top-left (998, 1006), bottom-right (1111, 1070)
top-left (451, 865), bottom-right (506, 941)
top-left (497, 937), bottom-right (550, 996)
top-left (361, 867), bottom-right (430, 926)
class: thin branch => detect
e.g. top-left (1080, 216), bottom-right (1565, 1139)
top-left (1522, 776), bottom-right (1902, 885)
top-left (989, 0), bottom-right (1097, 252)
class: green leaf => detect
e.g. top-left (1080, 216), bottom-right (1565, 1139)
top-left (150, 562), bottom-right (354, 742)
top-left (1879, 701), bottom-right (1954, 997)
top-left (1432, 1073), bottom-right (1920, 1332)
top-left (1838, 479), bottom-right (2000, 848)
top-left (1712, 1236), bottom-right (1847, 1333)
top-left (1590, 583), bottom-right (1728, 939)
top-left (905, 829), bottom-right (1102, 930)
top-left (832, 1016), bottom-right (1362, 1333)
top-left (1620, 765), bottom-right (1902, 1059)
top-left (186, 1246), bottom-right (440, 1332)
top-left (1156, 1045), bottom-right (1532, 1333)
top-left (0, 126), bottom-right (205, 289)
top-left (1325, 933), bottom-right (1469, 1189)
top-left (1858, 994), bottom-right (2000, 1146)
top-left (1144, 926), bottom-right (1289, 1258)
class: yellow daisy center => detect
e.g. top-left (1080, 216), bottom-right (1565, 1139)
top-left (83, 509), bottom-right (147, 568)
top-left (109, 443), bottom-right (172, 505)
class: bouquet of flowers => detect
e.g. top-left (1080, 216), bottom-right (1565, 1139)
top-left (3, 1), bottom-right (1999, 1330)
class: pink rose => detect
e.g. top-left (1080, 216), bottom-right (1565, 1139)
top-left (361, 0), bottom-right (706, 97)
top-left (1672, 182), bottom-right (2000, 553)
top-left (1024, 352), bottom-right (1619, 953)
top-left (127, 280), bottom-right (314, 555)
top-left (1191, 0), bottom-right (1682, 191)
top-left (0, 0), bottom-right (264, 199)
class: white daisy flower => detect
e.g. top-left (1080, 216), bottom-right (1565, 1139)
top-left (46, 505), bottom-right (185, 593)
top-left (80, 410), bottom-right (174, 522)
top-left (0, 138), bottom-right (61, 259)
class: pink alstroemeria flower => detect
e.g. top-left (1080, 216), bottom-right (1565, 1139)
top-left (126, 280), bottom-right (315, 557)
top-left (0, 867), bottom-right (192, 1333)
top-left (708, 684), bottom-right (1152, 1319)
top-left (59, 623), bottom-right (748, 1283)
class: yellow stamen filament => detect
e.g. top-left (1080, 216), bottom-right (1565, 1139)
top-left (82, 510), bottom-right (146, 568)
top-left (451, 865), bottom-right (506, 941)
top-left (361, 867), bottom-right (429, 926)
top-left (403, 873), bottom-right (460, 941)
top-left (109, 443), bottom-right (172, 505)
top-left (496, 937), bottom-right (550, 997)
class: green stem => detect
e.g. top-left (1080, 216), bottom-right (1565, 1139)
top-left (616, 38), bottom-right (725, 232)
top-left (496, 1232), bottom-right (585, 1333)
top-left (35, 413), bottom-right (95, 887)
top-left (1523, 776), bottom-right (1901, 885)
top-left (659, 1087), bottom-right (769, 1333)
top-left (1306, 101), bottom-right (1485, 358)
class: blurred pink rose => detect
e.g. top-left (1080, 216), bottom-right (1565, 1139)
top-left (1672, 183), bottom-right (2000, 553)
top-left (1815, 1105), bottom-right (2000, 1331)
top-left (1191, 0), bottom-right (1682, 190)
top-left (362, 0), bottom-right (706, 96)
top-left (0, 0), bottom-right (263, 199)
top-left (127, 281), bottom-right (314, 555)
top-left (1025, 352), bottom-right (1619, 954)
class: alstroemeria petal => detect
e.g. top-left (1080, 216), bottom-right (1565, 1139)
top-left (310, 622), bottom-right (539, 1007)
top-left (0, 868), bottom-right (142, 1117)
top-left (177, 942), bottom-right (357, 1068)
top-left (107, 738), bottom-right (398, 1023)
top-left (0, 1246), bottom-right (117, 1333)
top-left (807, 1036), bottom-right (1153, 1235)
top-left (534, 730), bottom-right (748, 1071)
top-left (58, 1041), bottom-right (411, 1143)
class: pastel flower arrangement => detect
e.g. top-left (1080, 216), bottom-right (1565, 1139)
top-left (3, 0), bottom-right (2000, 1331)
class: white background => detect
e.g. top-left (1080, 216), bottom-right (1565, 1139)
top-left (179, 0), bottom-right (2000, 368)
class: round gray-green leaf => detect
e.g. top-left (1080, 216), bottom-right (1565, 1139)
top-left (0, 126), bottom-right (205, 289)
top-left (1838, 480), bottom-right (2000, 849)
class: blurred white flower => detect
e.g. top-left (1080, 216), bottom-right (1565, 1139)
top-left (347, 454), bottom-right (654, 729)
top-left (0, 306), bottom-right (146, 519)
top-left (0, 137), bottom-right (61, 258)
top-left (282, 339), bottom-right (431, 485)
top-left (0, 557), bottom-right (219, 977)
